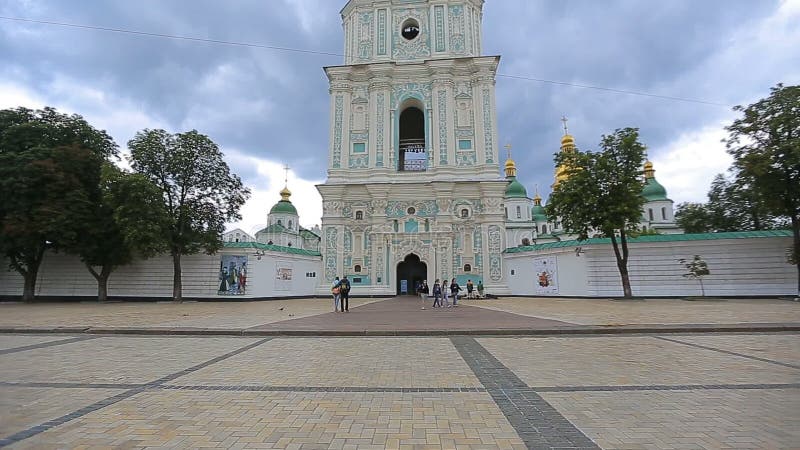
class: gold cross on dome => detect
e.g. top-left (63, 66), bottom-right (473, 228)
top-left (283, 164), bottom-right (290, 187)
top-left (561, 116), bottom-right (569, 135)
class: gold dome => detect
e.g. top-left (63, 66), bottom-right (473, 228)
top-left (561, 134), bottom-right (575, 146)
top-left (644, 160), bottom-right (655, 179)
top-left (504, 158), bottom-right (517, 178)
top-left (279, 187), bottom-right (291, 200)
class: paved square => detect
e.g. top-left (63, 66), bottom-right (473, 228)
top-left (168, 337), bottom-right (482, 388)
top-left (478, 336), bottom-right (800, 387)
top-left (0, 336), bottom-right (261, 384)
top-left (9, 390), bottom-right (525, 449)
top-left (0, 386), bottom-right (125, 440)
top-left (540, 389), bottom-right (800, 449)
top-left (0, 335), bottom-right (72, 351)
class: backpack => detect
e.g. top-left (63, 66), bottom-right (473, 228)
top-left (340, 279), bottom-right (351, 293)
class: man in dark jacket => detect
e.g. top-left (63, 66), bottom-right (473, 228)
top-left (339, 276), bottom-right (351, 312)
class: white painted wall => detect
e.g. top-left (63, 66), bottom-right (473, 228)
top-left (504, 235), bottom-right (796, 297)
top-left (0, 249), bottom-right (323, 300)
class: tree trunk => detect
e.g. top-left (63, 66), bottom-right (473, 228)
top-left (609, 230), bottom-right (633, 298)
top-left (792, 214), bottom-right (800, 298)
top-left (86, 264), bottom-right (113, 302)
top-left (14, 246), bottom-right (46, 303)
top-left (172, 250), bottom-right (183, 303)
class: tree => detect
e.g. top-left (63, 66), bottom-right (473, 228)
top-left (127, 129), bottom-right (250, 302)
top-left (725, 84), bottom-right (800, 297)
top-left (546, 128), bottom-right (646, 298)
top-left (679, 255), bottom-right (710, 297)
top-left (77, 164), bottom-right (169, 302)
top-left (0, 107), bottom-right (116, 301)
top-left (675, 202), bottom-right (713, 233)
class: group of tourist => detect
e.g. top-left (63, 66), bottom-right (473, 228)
top-left (418, 278), bottom-right (484, 310)
top-left (330, 276), bottom-right (485, 313)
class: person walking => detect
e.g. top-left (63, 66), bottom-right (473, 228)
top-left (450, 278), bottom-right (461, 306)
top-left (331, 276), bottom-right (341, 312)
top-left (477, 280), bottom-right (485, 299)
top-left (432, 279), bottom-right (442, 308)
top-left (339, 276), bottom-right (351, 312)
top-left (420, 280), bottom-right (429, 310)
top-left (442, 275), bottom-right (450, 307)
top-left (466, 279), bottom-right (474, 299)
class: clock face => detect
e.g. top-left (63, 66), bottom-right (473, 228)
top-left (401, 19), bottom-right (420, 40)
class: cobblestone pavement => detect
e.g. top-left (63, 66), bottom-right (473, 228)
top-left (1, 333), bottom-right (798, 449)
top-left (461, 297), bottom-right (800, 326)
top-left (1, 297), bottom-right (797, 332)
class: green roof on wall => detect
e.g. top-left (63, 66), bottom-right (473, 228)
top-left (224, 241), bottom-right (321, 256)
top-left (504, 230), bottom-right (793, 253)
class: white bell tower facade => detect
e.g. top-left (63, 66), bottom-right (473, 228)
top-left (318, 0), bottom-right (511, 296)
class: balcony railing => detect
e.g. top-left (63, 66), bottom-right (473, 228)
top-left (400, 139), bottom-right (427, 171)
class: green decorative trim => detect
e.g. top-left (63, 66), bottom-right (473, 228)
top-left (377, 9), bottom-right (387, 56)
top-left (376, 92), bottom-right (385, 167)
top-left (223, 242), bottom-right (321, 257)
top-left (333, 96), bottom-right (343, 169)
top-left (434, 6), bottom-right (445, 52)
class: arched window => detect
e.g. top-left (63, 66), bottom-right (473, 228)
top-left (541, 225), bottom-right (547, 234)
top-left (648, 209), bottom-right (654, 221)
top-left (661, 207), bottom-right (667, 220)
top-left (516, 206), bottom-right (521, 218)
top-left (461, 209), bottom-right (469, 218)
top-left (355, 211), bottom-right (363, 220)
top-left (399, 106), bottom-right (426, 171)
top-left (393, 220), bottom-right (399, 232)
top-left (288, 220), bottom-right (293, 230)
top-left (464, 264), bottom-right (471, 272)
top-left (522, 238), bottom-right (531, 246)
top-left (424, 219), bottom-right (430, 232)
top-left (354, 265), bottom-right (361, 273)
top-left (277, 219), bottom-right (282, 226)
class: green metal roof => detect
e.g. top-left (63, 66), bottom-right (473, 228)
top-left (256, 223), bottom-right (288, 234)
top-left (270, 200), bottom-right (298, 215)
top-left (224, 241), bottom-right (321, 256)
top-left (504, 177), bottom-right (528, 198)
top-left (504, 229), bottom-right (793, 253)
top-left (531, 204), bottom-right (547, 222)
top-left (642, 177), bottom-right (668, 201)
top-left (299, 227), bottom-right (320, 239)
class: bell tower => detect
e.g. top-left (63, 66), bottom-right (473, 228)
top-left (318, 0), bottom-right (511, 296)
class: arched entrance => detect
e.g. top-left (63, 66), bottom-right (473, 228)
top-left (396, 254), bottom-right (427, 296)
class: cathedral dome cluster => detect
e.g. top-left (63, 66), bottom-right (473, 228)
top-left (503, 125), bottom-right (682, 247)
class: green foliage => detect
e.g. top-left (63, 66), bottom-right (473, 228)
top-left (675, 202), bottom-right (713, 233)
top-left (76, 164), bottom-right (170, 301)
top-left (0, 107), bottom-right (117, 301)
top-left (679, 255), bottom-right (710, 296)
top-left (546, 127), bottom-right (647, 297)
top-left (127, 129), bottom-right (250, 301)
top-left (725, 83), bottom-right (800, 295)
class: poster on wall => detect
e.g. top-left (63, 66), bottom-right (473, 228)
top-left (218, 255), bottom-right (248, 295)
top-left (533, 256), bottom-right (558, 294)
top-left (275, 264), bottom-right (293, 290)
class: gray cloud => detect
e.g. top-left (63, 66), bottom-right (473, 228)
top-left (1, 0), bottom-right (796, 203)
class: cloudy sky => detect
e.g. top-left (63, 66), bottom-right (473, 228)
top-left (1, 0), bottom-right (798, 234)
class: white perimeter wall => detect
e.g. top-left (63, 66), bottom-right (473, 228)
top-left (0, 249), bottom-right (323, 299)
top-left (504, 236), bottom-right (796, 297)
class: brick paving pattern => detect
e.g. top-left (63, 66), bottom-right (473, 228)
top-left (0, 298), bottom-right (799, 449)
top-left (167, 337), bottom-right (482, 388)
top-left (478, 336), bottom-right (800, 387)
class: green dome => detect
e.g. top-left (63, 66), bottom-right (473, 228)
top-left (531, 204), bottom-right (547, 222)
top-left (270, 200), bottom-right (298, 215)
top-left (642, 177), bottom-right (668, 201)
top-left (505, 177), bottom-right (528, 198)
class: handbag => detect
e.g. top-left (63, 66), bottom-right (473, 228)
top-left (332, 287), bottom-right (340, 295)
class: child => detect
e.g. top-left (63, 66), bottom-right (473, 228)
top-left (432, 279), bottom-right (442, 307)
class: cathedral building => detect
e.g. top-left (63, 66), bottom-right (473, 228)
top-left (317, 0), bottom-right (511, 296)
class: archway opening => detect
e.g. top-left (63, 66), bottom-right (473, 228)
top-left (399, 106), bottom-right (426, 171)
top-left (396, 253), bottom-right (427, 296)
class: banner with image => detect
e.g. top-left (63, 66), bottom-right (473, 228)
top-left (533, 256), bottom-right (558, 294)
top-left (218, 255), bottom-right (248, 295)
top-left (275, 264), bottom-right (293, 290)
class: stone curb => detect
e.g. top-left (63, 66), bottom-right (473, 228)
top-left (0, 324), bottom-right (798, 337)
